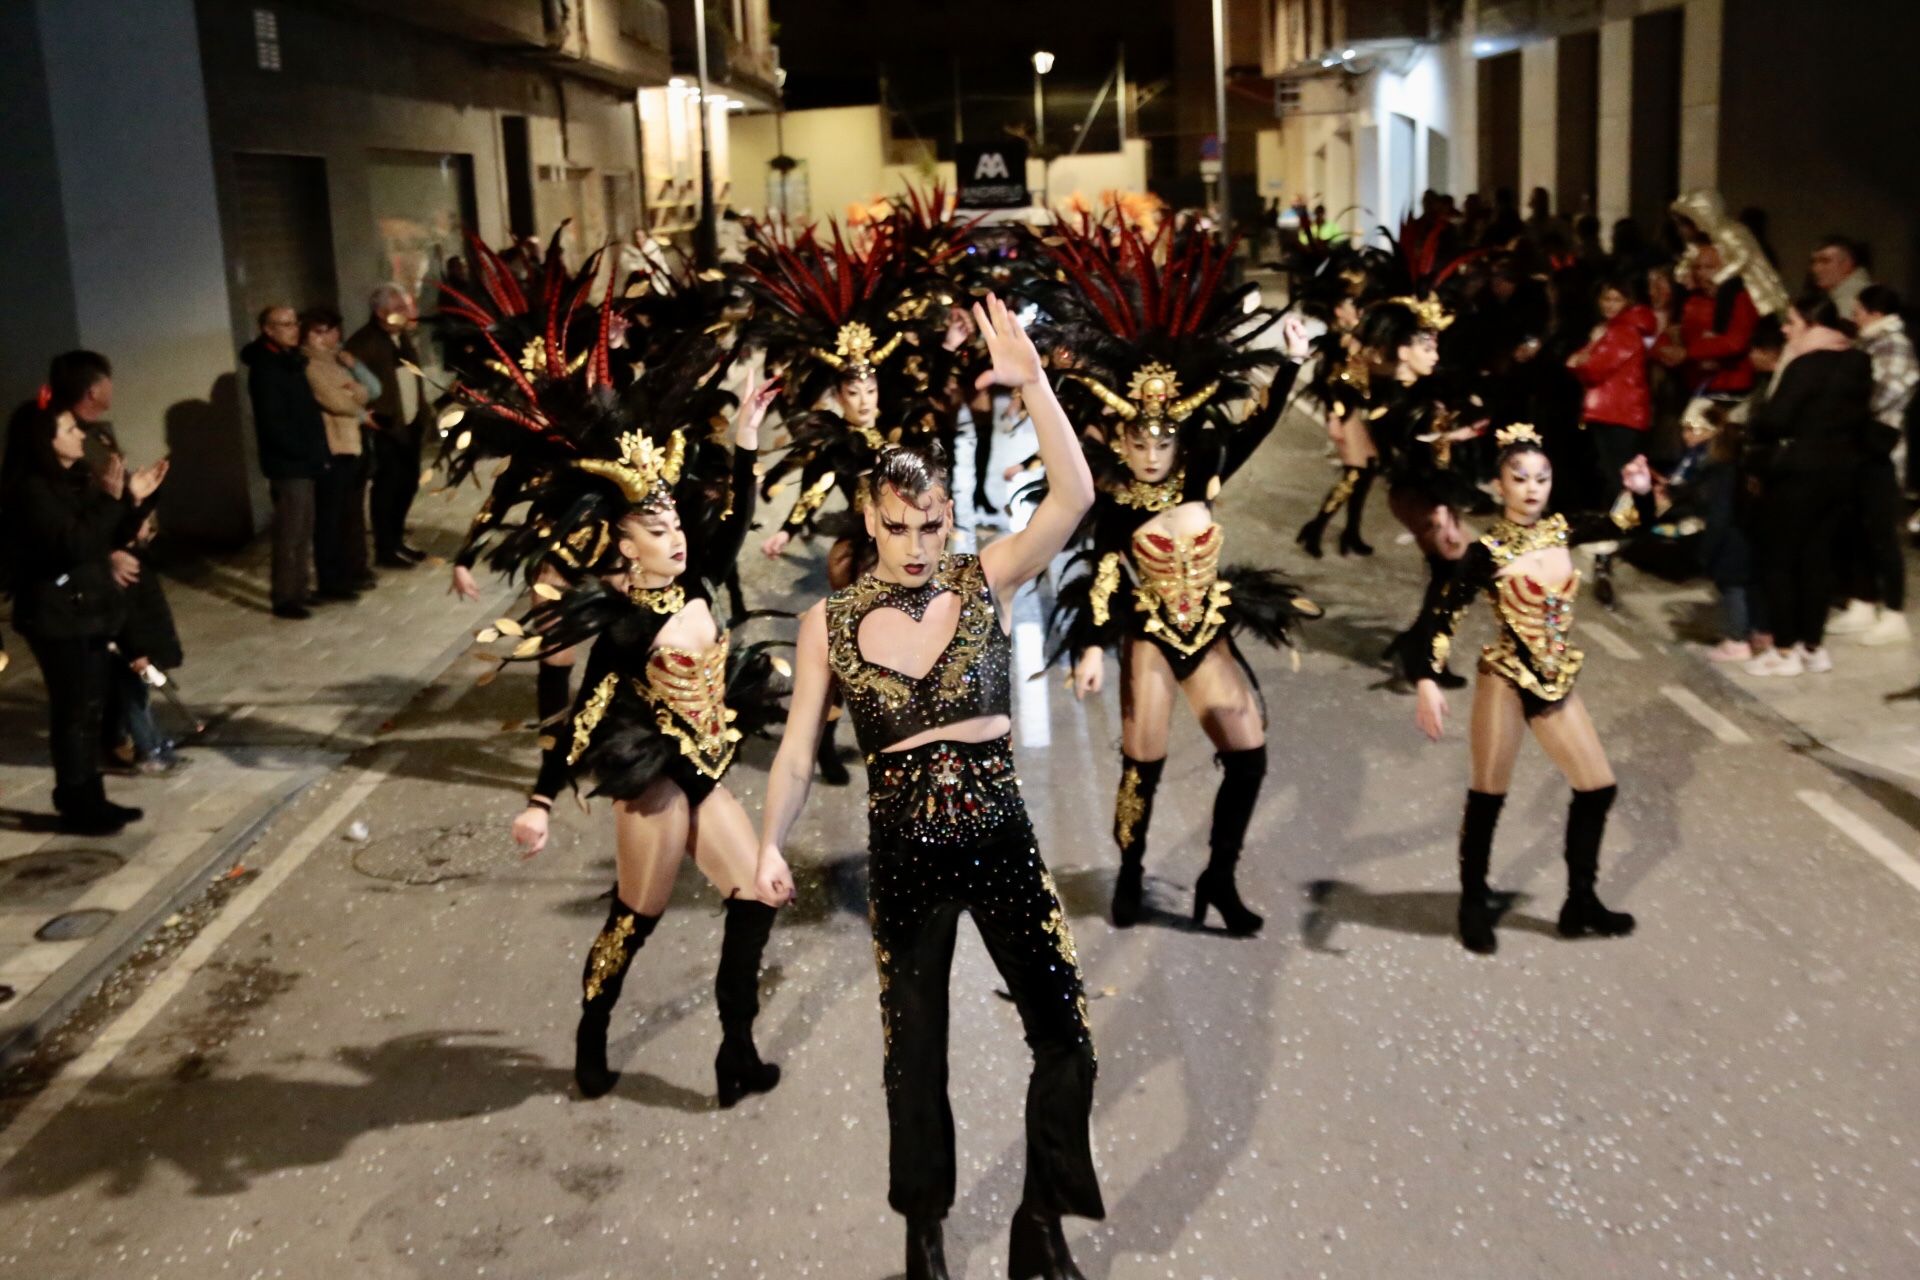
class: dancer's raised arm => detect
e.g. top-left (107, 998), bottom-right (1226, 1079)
top-left (975, 293), bottom-right (1094, 597)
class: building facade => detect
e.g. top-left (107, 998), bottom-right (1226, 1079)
top-left (1, 0), bottom-right (777, 542)
top-left (1259, 0), bottom-right (1920, 296)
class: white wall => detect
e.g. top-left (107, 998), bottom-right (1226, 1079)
top-left (1519, 39), bottom-right (1558, 202)
top-left (1344, 43), bottom-right (1464, 241)
top-left (733, 106), bottom-right (1147, 226)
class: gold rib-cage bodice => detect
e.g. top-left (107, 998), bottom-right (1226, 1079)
top-left (641, 634), bottom-right (740, 779)
top-left (1129, 522), bottom-right (1230, 657)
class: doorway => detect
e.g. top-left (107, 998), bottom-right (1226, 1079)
top-left (228, 153), bottom-right (338, 320)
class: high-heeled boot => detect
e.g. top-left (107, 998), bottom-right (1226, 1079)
top-left (713, 898), bottom-right (783, 1107)
top-left (905, 1214), bottom-right (949, 1280)
top-left (575, 895), bottom-right (659, 1099)
top-left (1558, 785), bottom-right (1636, 938)
top-left (1110, 755), bottom-right (1165, 927)
top-left (1457, 790), bottom-right (1506, 955)
top-left (1009, 1202), bottom-right (1086, 1280)
top-left (1338, 464), bottom-right (1376, 556)
top-left (815, 714), bottom-right (851, 786)
top-left (1193, 745), bottom-right (1267, 936)
top-left (1296, 466), bottom-right (1363, 559)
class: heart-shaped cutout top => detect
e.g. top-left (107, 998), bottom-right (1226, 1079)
top-left (857, 590), bottom-right (963, 681)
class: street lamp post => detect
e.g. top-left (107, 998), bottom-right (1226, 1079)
top-left (1032, 50), bottom-right (1054, 210)
top-left (693, 1), bottom-right (717, 267)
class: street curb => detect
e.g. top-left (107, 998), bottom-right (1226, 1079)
top-left (0, 586), bottom-right (513, 1068)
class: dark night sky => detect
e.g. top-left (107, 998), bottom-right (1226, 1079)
top-left (770, 0), bottom-right (1179, 156)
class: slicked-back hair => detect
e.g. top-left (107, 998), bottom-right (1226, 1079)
top-left (873, 441), bottom-right (951, 506)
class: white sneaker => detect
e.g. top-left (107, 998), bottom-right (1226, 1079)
top-left (1826, 600), bottom-right (1879, 635)
top-left (1800, 644), bottom-right (1834, 674)
top-left (1745, 647), bottom-right (1804, 677)
top-left (1860, 611), bottom-right (1912, 647)
top-left (1704, 639), bottom-right (1753, 663)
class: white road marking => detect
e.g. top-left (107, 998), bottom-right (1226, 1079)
top-left (1659, 684), bottom-right (1752, 745)
top-left (1798, 789), bottom-right (1920, 895)
top-left (1584, 621), bottom-right (1640, 660)
top-left (0, 751), bottom-right (397, 1173)
top-left (1014, 619), bottom-right (1051, 749)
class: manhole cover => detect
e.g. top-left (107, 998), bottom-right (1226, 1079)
top-left (0, 849), bottom-right (126, 905)
top-left (36, 909), bottom-right (116, 942)
top-left (350, 820), bottom-right (570, 885)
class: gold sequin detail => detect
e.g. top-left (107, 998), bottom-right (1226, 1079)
top-left (1114, 766), bottom-right (1145, 847)
top-left (1089, 552), bottom-right (1123, 627)
top-left (567, 673), bottom-right (618, 765)
top-left (1130, 522), bottom-right (1230, 656)
top-left (583, 913), bottom-right (636, 1000)
top-left (629, 581), bottom-right (686, 613)
top-left (640, 635), bottom-right (741, 779)
top-left (1114, 468), bottom-right (1186, 513)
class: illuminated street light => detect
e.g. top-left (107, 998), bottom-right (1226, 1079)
top-left (1032, 50), bottom-right (1055, 75)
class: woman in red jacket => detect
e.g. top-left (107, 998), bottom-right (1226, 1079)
top-left (1568, 279), bottom-right (1657, 603)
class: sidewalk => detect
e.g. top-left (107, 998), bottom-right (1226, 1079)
top-left (0, 484), bottom-right (519, 1059)
top-left (1612, 551), bottom-right (1920, 805)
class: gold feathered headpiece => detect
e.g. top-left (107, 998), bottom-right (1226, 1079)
top-left (1388, 295), bottom-right (1453, 332)
top-left (572, 428), bottom-right (687, 508)
top-left (1494, 422), bottom-right (1544, 450)
top-left (813, 321), bottom-right (905, 382)
top-left (1071, 361), bottom-right (1220, 440)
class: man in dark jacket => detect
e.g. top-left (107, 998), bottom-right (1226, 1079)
top-left (241, 305), bottom-right (330, 619)
top-left (346, 285), bottom-right (433, 569)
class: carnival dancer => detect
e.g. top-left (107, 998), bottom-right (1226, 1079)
top-left (1294, 259), bottom-right (1381, 559)
top-left (1405, 424), bottom-right (1653, 955)
top-left (447, 250), bottom-right (790, 1103)
top-left (743, 218), bottom-right (962, 784)
top-left (754, 295), bottom-right (1101, 1280)
top-left (1036, 218), bottom-right (1320, 935)
top-left (1359, 296), bottom-right (1488, 688)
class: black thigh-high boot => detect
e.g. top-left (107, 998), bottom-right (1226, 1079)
top-left (576, 894), bottom-right (660, 1099)
top-left (1193, 745), bottom-right (1267, 936)
top-left (1339, 463), bottom-right (1377, 556)
top-left (714, 898), bottom-right (783, 1107)
top-left (1385, 554), bottom-right (1467, 689)
top-left (1457, 790), bottom-right (1506, 955)
top-left (1559, 785), bottom-right (1635, 938)
top-left (1296, 466), bottom-right (1362, 559)
top-left (1110, 755), bottom-right (1165, 927)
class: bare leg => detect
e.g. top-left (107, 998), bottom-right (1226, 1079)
top-left (1530, 693), bottom-right (1634, 940)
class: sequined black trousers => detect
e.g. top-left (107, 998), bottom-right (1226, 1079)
top-left (865, 737), bottom-right (1104, 1223)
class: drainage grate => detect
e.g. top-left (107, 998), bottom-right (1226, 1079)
top-left (36, 908), bottom-right (117, 942)
top-left (349, 820), bottom-right (569, 886)
top-left (0, 849), bottom-right (126, 905)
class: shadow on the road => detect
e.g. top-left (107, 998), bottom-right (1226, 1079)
top-left (0, 807), bottom-right (63, 835)
top-left (1299, 879), bottom-right (1554, 952)
top-left (0, 1031), bottom-right (571, 1199)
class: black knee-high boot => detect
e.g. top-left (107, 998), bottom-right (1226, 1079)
top-left (1559, 785), bottom-right (1635, 939)
top-left (1457, 790), bottom-right (1506, 955)
top-left (714, 898), bottom-right (783, 1107)
top-left (816, 714), bottom-right (850, 786)
top-left (1385, 555), bottom-right (1467, 689)
top-left (1296, 466), bottom-right (1363, 558)
top-left (576, 894), bottom-right (659, 1099)
top-left (1110, 755), bottom-right (1165, 927)
top-left (1193, 746), bottom-right (1266, 936)
top-left (1339, 464), bottom-right (1377, 556)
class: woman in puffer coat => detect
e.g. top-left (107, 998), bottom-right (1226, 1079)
top-left (1568, 277), bottom-right (1658, 602)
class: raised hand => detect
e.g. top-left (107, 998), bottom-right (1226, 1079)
top-left (129, 459), bottom-right (170, 503)
top-left (1621, 454), bottom-right (1654, 496)
top-left (735, 372), bottom-right (781, 450)
top-left (972, 293), bottom-right (1043, 390)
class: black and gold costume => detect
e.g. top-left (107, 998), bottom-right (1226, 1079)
top-left (824, 553), bottom-right (1104, 1245)
top-left (1404, 487), bottom-right (1650, 955)
top-left (1033, 211), bottom-right (1318, 934)
top-left (1399, 493), bottom-right (1644, 709)
top-left (445, 246), bottom-right (785, 1106)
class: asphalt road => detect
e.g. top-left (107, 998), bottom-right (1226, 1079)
top-left (1, 407), bottom-right (1917, 1280)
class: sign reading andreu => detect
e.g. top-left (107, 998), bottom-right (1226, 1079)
top-left (956, 140), bottom-right (1030, 209)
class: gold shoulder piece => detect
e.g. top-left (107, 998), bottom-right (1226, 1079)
top-left (1090, 552), bottom-right (1123, 626)
top-left (568, 673), bottom-right (619, 766)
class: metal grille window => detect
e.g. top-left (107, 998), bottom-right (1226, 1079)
top-left (253, 8), bottom-right (281, 72)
